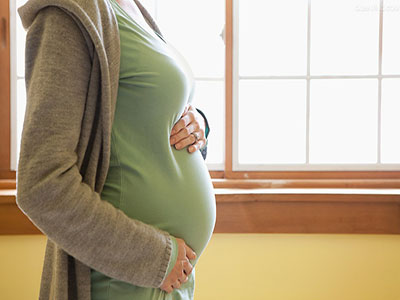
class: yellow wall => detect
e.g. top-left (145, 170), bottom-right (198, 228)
top-left (1, 234), bottom-right (400, 300)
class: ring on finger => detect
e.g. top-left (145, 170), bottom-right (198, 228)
top-left (192, 131), bottom-right (201, 142)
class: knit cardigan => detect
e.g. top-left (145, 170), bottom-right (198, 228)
top-left (17, 0), bottom-right (205, 299)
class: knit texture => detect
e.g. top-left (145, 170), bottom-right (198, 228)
top-left (17, 1), bottom-right (176, 299)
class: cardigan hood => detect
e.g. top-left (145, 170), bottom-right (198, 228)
top-left (19, 0), bottom-right (120, 191)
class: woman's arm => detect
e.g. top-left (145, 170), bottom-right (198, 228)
top-left (17, 6), bottom-right (174, 288)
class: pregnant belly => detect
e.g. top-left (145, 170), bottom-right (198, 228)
top-left (101, 147), bottom-right (216, 263)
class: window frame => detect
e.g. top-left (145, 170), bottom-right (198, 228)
top-left (223, 0), bottom-right (400, 182)
top-left (0, 0), bottom-right (15, 180)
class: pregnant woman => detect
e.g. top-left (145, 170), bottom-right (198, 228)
top-left (16, 0), bottom-right (216, 299)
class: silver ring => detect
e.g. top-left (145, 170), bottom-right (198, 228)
top-left (192, 132), bottom-right (200, 142)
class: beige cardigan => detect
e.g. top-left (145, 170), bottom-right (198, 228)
top-left (17, 0), bottom-right (176, 299)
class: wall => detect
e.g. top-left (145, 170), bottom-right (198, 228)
top-left (1, 234), bottom-right (400, 300)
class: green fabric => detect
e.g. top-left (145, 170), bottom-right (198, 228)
top-left (91, 1), bottom-right (216, 299)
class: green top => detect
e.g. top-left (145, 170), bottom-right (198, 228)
top-left (90, 1), bottom-right (216, 299)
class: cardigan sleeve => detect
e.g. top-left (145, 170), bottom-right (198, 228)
top-left (16, 6), bottom-right (174, 288)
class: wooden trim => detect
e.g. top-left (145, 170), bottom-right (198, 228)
top-left (0, 190), bottom-right (41, 234)
top-left (224, 170), bottom-right (400, 180)
top-left (216, 190), bottom-right (400, 204)
top-left (214, 190), bottom-right (400, 234)
top-left (2, 188), bottom-right (400, 235)
top-left (209, 171), bottom-right (224, 178)
top-left (212, 178), bottom-right (400, 189)
top-left (0, 189), bottom-right (16, 204)
top-left (0, 179), bottom-right (16, 189)
top-left (7, 177), bottom-right (400, 191)
top-left (0, 0), bottom-right (11, 176)
top-left (0, 170), bottom-right (15, 180)
top-left (225, 0), bottom-right (233, 173)
top-left (209, 170), bottom-right (400, 182)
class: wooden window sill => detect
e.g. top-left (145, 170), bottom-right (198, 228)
top-left (212, 178), bottom-right (400, 189)
top-left (1, 184), bottom-right (400, 235)
top-left (2, 178), bottom-right (400, 189)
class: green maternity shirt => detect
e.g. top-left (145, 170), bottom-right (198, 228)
top-left (90, 1), bottom-right (216, 299)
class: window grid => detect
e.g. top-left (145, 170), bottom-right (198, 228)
top-left (378, 0), bottom-right (384, 164)
top-left (306, 0), bottom-right (311, 165)
top-left (232, 0), bottom-right (400, 171)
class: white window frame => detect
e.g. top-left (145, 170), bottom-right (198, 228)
top-left (232, 0), bottom-right (400, 171)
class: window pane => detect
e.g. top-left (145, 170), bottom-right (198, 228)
top-left (238, 80), bottom-right (307, 164)
top-left (157, 0), bottom-right (225, 78)
top-left (16, 79), bottom-right (27, 166)
top-left (381, 79), bottom-right (400, 163)
top-left (238, 0), bottom-right (308, 76)
top-left (16, 0), bottom-right (28, 77)
top-left (311, 0), bottom-right (379, 75)
top-left (309, 79), bottom-right (378, 163)
top-left (382, 1), bottom-right (400, 74)
top-left (191, 81), bottom-right (224, 166)
top-left (15, 0), bottom-right (29, 169)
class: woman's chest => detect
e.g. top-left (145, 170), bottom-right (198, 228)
top-left (114, 0), bottom-right (159, 40)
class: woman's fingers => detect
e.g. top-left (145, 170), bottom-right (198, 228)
top-left (170, 120), bottom-right (206, 152)
top-left (187, 131), bottom-right (206, 153)
top-left (161, 284), bottom-right (173, 294)
top-left (170, 122), bottom-right (199, 149)
top-left (171, 111), bottom-right (194, 136)
top-left (173, 131), bottom-right (196, 150)
top-left (160, 278), bottom-right (174, 293)
top-left (185, 244), bottom-right (197, 260)
top-left (160, 237), bottom-right (195, 294)
top-left (170, 104), bottom-right (207, 153)
top-left (182, 104), bottom-right (189, 116)
top-left (172, 280), bottom-right (181, 289)
top-left (183, 260), bottom-right (193, 277)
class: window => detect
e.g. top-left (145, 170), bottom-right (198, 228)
top-left (3, 0), bottom-right (400, 236)
top-left (234, 0), bottom-right (400, 172)
top-left (6, 0), bottom-right (400, 182)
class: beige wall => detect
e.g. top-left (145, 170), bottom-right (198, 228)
top-left (1, 234), bottom-right (400, 299)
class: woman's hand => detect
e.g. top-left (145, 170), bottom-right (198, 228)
top-left (160, 237), bottom-right (197, 293)
top-left (170, 104), bottom-right (207, 153)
